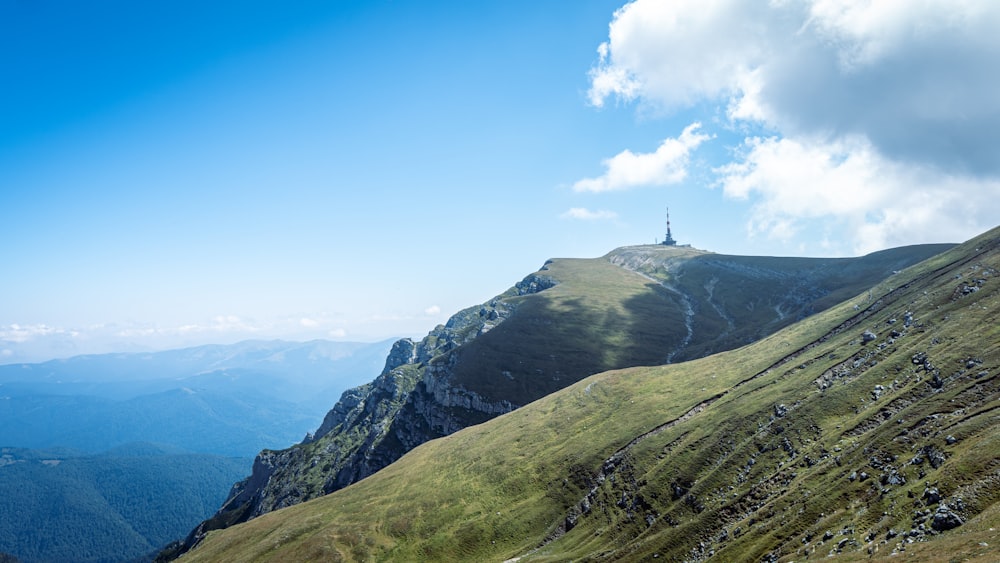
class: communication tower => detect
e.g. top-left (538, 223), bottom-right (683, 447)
top-left (662, 208), bottom-right (677, 246)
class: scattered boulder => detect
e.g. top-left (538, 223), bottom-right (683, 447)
top-left (671, 483), bottom-right (687, 500)
top-left (928, 371), bottom-right (944, 389)
top-left (774, 403), bottom-right (788, 418)
top-left (862, 331), bottom-right (877, 344)
top-left (872, 385), bottom-right (885, 400)
top-left (921, 445), bottom-right (947, 468)
top-left (952, 280), bottom-right (984, 299)
top-left (880, 469), bottom-right (906, 486)
top-left (931, 504), bottom-right (963, 531)
top-left (923, 486), bottom-right (941, 505)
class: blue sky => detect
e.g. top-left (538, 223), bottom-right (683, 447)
top-left (3, 0), bottom-right (999, 361)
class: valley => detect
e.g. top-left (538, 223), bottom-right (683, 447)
top-left (0, 339), bottom-right (393, 563)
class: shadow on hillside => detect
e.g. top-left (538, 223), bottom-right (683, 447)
top-left (447, 284), bottom-right (690, 405)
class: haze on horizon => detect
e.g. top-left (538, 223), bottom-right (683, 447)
top-left (3, 0), bottom-right (999, 363)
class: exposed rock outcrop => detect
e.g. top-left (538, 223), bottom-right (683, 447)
top-left (169, 271), bottom-right (547, 556)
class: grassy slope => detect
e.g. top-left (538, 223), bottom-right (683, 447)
top-left (176, 242), bottom-right (946, 541)
top-left (549, 242), bottom-right (999, 561)
top-left (612, 243), bottom-right (955, 362)
top-left (446, 256), bottom-right (690, 405)
top-left (447, 244), bottom-right (949, 405)
top-left (184, 232), bottom-right (996, 562)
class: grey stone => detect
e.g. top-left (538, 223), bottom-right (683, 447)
top-left (931, 505), bottom-right (963, 531)
top-left (923, 487), bottom-right (941, 505)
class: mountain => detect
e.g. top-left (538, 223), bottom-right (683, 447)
top-left (169, 242), bottom-right (951, 555)
top-left (0, 338), bottom-right (395, 406)
top-left (0, 444), bottom-right (250, 563)
top-left (174, 228), bottom-right (998, 561)
top-left (0, 339), bottom-right (395, 456)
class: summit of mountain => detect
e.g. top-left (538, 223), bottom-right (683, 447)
top-left (168, 240), bottom-right (953, 556)
top-left (179, 227), bottom-right (999, 562)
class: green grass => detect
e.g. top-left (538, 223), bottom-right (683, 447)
top-left (182, 236), bottom-right (991, 562)
top-left (444, 256), bottom-right (691, 405)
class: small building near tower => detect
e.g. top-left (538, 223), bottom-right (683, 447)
top-left (662, 208), bottom-right (677, 246)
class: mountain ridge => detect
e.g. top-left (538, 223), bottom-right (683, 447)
top-left (167, 241), bottom-right (953, 557)
top-left (178, 227), bottom-right (998, 562)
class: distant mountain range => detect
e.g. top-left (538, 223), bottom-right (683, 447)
top-left (0, 338), bottom-right (397, 563)
top-left (0, 339), bottom-right (395, 456)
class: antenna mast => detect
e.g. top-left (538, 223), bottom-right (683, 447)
top-left (662, 207), bottom-right (677, 246)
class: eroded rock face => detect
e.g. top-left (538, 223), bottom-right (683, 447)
top-left (516, 273), bottom-right (558, 295)
top-left (170, 271), bottom-right (552, 557)
top-left (308, 384), bottom-right (369, 443)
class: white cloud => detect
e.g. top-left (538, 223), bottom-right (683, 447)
top-left (424, 305), bottom-right (441, 316)
top-left (588, 1), bottom-right (769, 110)
top-left (593, 0), bottom-right (1000, 170)
top-left (591, 0), bottom-right (1000, 251)
top-left (717, 135), bottom-right (1000, 253)
top-left (0, 324), bottom-right (67, 343)
top-left (805, 0), bottom-right (996, 70)
top-left (573, 123), bottom-right (710, 192)
top-left (560, 208), bottom-right (618, 221)
top-left (0, 316), bottom-right (375, 363)
top-left (1, 349), bottom-right (12, 357)
top-left (299, 317), bottom-right (320, 328)
top-left (116, 327), bottom-right (158, 338)
top-left (175, 315), bottom-right (260, 335)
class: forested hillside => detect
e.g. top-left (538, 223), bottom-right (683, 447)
top-left (0, 445), bottom-right (249, 563)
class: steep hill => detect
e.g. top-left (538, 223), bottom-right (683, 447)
top-left (0, 444), bottom-right (249, 563)
top-left (170, 242), bottom-right (950, 554)
top-left (179, 228), bottom-right (998, 561)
